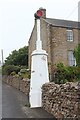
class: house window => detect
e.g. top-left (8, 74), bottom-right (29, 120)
top-left (67, 29), bottom-right (73, 41)
top-left (68, 51), bottom-right (76, 66)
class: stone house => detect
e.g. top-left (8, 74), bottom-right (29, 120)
top-left (28, 8), bottom-right (80, 80)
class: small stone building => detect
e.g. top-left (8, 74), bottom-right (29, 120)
top-left (28, 8), bottom-right (80, 80)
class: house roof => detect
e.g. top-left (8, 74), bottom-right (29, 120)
top-left (43, 18), bottom-right (80, 29)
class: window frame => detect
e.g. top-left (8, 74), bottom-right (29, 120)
top-left (68, 50), bottom-right (76, 66)
top-left (66, 29), bottom-right (73, 42)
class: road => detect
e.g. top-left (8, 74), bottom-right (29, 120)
top-left (2, 82), bottom-right (54, 118)
top-left (2, 82), bottom-right (28, 118)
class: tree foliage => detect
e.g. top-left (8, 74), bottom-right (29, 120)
top-left (74, 44), bottom-right (80, 66)
top-left (4, 46), bottom-right (28, 67)
top-left (2, 46), bottom-right (28, 76)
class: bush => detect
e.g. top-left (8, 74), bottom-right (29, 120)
top-left (19, 69), bottom-right (31, 79)
top-left (10, 71), bottom-right (16, 76)
top-left (20, 69), bottom-right (27, 73)
top-left (2, 65), bottom-right (21, 75)
top-left (54, 63), bottom-right (80, 84)
top-left (74, 44), bottom-right (80, 66)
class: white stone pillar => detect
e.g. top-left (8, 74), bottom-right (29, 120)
top-left (29, 11), bottom-right (49, 108)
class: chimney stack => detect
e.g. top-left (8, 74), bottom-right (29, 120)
top-left (39, 7), bottom-right (46, 18)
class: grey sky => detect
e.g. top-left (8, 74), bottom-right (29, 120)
top-left (0, 0), bottom-right (79, 61)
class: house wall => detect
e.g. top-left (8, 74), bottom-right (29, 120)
top-left (28, 20), bottom-right (37, 69)
top-left (49, 26), bottom-right (78, 66)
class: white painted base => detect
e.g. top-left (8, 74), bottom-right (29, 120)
top-left (29, 49), bottom-right (49, 108)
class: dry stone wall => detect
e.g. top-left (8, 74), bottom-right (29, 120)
top-left (3, 75), bottom-right (30, 95)
top-left (42, 82), bottom-right (80, 118)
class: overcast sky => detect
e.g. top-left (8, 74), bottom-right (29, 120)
top-left (0, 0), bottom-right (79, 61)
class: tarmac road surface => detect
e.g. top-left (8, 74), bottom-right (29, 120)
top-left (2, 82), bottom-right (54, 119)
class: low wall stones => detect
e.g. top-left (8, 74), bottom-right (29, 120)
top-left (2, 75), bottom-right (30, 95)
top-left (42, 82), bottom-right (80, 118)
top-left (19, 79), bottom-right (30, 95)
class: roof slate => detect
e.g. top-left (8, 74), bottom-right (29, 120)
top-left (43, 18), bottom-right (80, 29)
